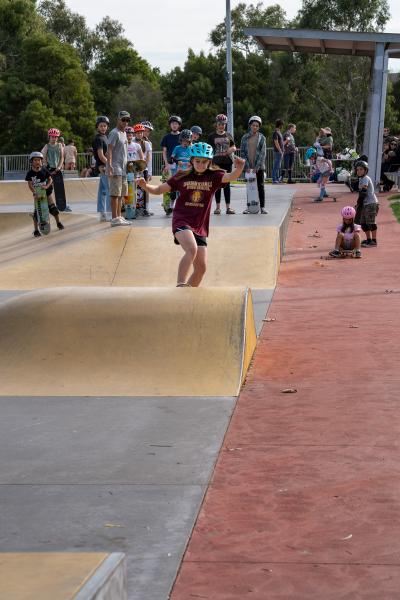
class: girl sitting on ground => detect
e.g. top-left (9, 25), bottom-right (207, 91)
top-left (329, 206), bottom-right (361, 258)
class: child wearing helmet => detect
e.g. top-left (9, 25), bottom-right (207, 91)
top-left (207, 114), bottom-right (236, 214)
top-left (161, 116), bottom-right (182, 173)
top-left (190, 126), bottom-right (202, 142)
top-left (41, 128), bottom-right (68, 211)
top-left (137, 143), bottom-right (245, 287)
top-left (133, 124), bottom-right (153, 215)
top-left (25, 152), bottom-right (65, 237)
top-left (240, 116), bottom-right (268, 214)
top-left (355, 161), bottom-right (379, 247)
top-left (171, 129), bottom-right (193, 174)
top-left (329, 206), bottom-right (361, 258)
top-left (126, 127), bottom-right (144, 162)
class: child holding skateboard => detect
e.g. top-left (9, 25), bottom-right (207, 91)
top-left (240, 115), bottom-right (267, 214)
top-left (354, 161), bottom-right (379, 247)
top-left (329, 206), bottom-right (361, 258)
top-left (41, 128), bottom-right (69, 212)
top-left (137, 143), bottom-right (245, 287)
top-left (25, 152), bottom-right (64, 237)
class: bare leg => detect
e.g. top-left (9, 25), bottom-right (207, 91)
top-left (334, 232), bottom-right (344, 250)
top-left (111, 196), bottom-right (118, 219)
top-left (187, 247), bottom-right (207, 287)
top-left (174, 230), bottom-right (198, 285)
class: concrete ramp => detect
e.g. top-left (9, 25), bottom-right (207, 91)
top-left (0, 287), bottom-right (256, 397)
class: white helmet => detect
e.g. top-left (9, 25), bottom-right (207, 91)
top-left (248, 115), bottom-right (262, 126)
top-left (29, 151), bottom-right (44, 160)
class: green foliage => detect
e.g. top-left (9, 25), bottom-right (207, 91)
top-left (295, 0), bottom-right (390, 32)
top-left (209, 2), bottom-right (287, 54)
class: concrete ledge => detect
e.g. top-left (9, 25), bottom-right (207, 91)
top-left (0, 553), bottom-right (127, 600)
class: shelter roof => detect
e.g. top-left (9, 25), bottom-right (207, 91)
top-left (243, 27), bottom-right (400, 57)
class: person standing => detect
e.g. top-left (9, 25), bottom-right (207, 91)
top-left (93, 116), bottom-right (111, 221)
top-left (272, 119), bottom-right (284, 183)
top-left (161, 115), bottom-right (182, 211)
top-left (107, 110), bottom-right (131, 227)
top-left (42, 128), bottom-right (69, 211)
top-left (64, 140), bottom-right (77, 170)
top-left (240, 116), bottom-right (267, 214)
top-left (207, 114), bottom-right (236, 214)
top-left (282, 123), bottom-right (297, 184)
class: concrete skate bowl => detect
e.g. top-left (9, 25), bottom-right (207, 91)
top-left (0, 286), bottom-right (256, 397)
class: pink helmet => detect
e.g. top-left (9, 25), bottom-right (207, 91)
top-left (215, 114), bottom-right (228, 123)
top-left (125, 126), bottom-right (134, 134)
top-left (48, 128), bottom-right (60, 137)
top-left (341, 206), bottom-right (356, 219)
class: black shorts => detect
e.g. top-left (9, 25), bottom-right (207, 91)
top-left (173, 226), bottom-right (207, 247)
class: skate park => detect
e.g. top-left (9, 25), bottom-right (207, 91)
top-left (0, 178), bottom-right (293, 599)
top-left (1, 8), bottom-right (400, 596)
top-left (0, 170), bottom-right (400, 599)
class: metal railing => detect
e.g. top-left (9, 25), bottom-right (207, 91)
top-left (0, 148), bottom-right (312, 180)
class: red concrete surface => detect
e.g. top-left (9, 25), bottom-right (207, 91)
top-left (171, 184), bottom-right (400, 599)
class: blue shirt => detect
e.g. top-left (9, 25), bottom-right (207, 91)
top-left (171, 144), bottom-right (192, 172)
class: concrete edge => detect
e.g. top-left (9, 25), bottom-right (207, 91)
top-left (74, 553), bottom-right (127, 600)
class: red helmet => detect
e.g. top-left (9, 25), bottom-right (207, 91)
top-left (48, 128), bottom-right (60, 137)
top-left (133, 123), bottom-right (146, 133)
top-left (215, 114), bottom-right (228, 124)
top-left (125, 126), bottom-right (134, 134)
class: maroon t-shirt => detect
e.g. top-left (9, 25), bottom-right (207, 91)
top-left (168, 169), bottom-right (225, 237)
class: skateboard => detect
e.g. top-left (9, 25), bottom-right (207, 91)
top-left (50, 169), bottom-right (66, 211)
top-left (161, 170), bottom-right (173, 215)
top-left (125, 172), bottom-right (136, 219)
top-left (321, 250), bottom-right (356, 260)
top-left (34, 185), bottom-right (50, 235)
top-left (245, 171), bottom-right (259, 213)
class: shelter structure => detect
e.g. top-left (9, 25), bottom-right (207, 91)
top-left (244, 27), bottom-right (400, 186)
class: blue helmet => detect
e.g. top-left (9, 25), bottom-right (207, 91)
top-left (305, 147), bottom-right (317, 160)
top-left (190, 142), bottom-right (213, 159)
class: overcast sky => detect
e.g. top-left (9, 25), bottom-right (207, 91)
top-left (65, 0), bottom-right (400, 73)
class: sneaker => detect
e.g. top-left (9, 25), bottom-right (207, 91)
top-left (361, 239), bottom-right (372, 247)
top-left (214, 207), bottom-right (221, 215)
top-left (143, 210), bottom-right (154, 216)
top-left (33, 230), bottom-right (41, 238)
top-left (176, 283), bottom-right (191, 287)
top-left (118, 217), bottom-right (131, 225)
top-left (314, 197), bottom-right (323, 202)
top-left (370, 239), bottom-right (377, 246)
top-left (64, 205), bottom-right (72, 212)
top-left (99, 212), bottom-right (107, 222)
top-left (226, 207), bottom-right (235, 214)
top-left (243, 208), bottom-right (250, 214)
top-left (110, 217), bottom-right (122, 227)
top-left (329, 249), bottom-right (341, 257)
top-left (57, 222), bottom-right (64, 230)
top-left (260, 208), bottom-right (268, 214)
top-left (353, 249), bottom-right (362, 258)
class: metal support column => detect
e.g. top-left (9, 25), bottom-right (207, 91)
top-left (367, 43), bottom-right (386, 187)
top-left (225, 0), bottom-right (234, 136)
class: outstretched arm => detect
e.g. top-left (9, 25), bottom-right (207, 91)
top-left (221, 155), bottom-right (245, 183)
top-left (137, 177), bottom-right (171, 195)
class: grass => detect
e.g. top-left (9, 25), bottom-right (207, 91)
top-left (388, 194), bottom-right (400, 223)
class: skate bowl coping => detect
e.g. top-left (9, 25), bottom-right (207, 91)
top-left (0, 178), bottom-right (98, 204)
top-left (0, 553), bottom-right (127, 600)
top-left (0, 286), bottom-right (256, 397)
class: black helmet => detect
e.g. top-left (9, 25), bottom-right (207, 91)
top-left (190, 125), bottom-right (202, 135)
top-left (96, 115), bottom-right (109, 127)
top-left (168, 115), bottom-right (182, 125)
top-left (179, 129), bottom-right (192, 142)
top-left (356, 160), bottom-right (368, 173)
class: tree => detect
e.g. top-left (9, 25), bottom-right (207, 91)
top-left (37, 0), bottom-right (96, 69)
top-left (296, 0), bottom-right (390, 32)
top-left (209, 2), bottom-right (287, 54)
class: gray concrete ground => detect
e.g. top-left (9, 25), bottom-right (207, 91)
top-left (0, 184), bottom-right (293, 599)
